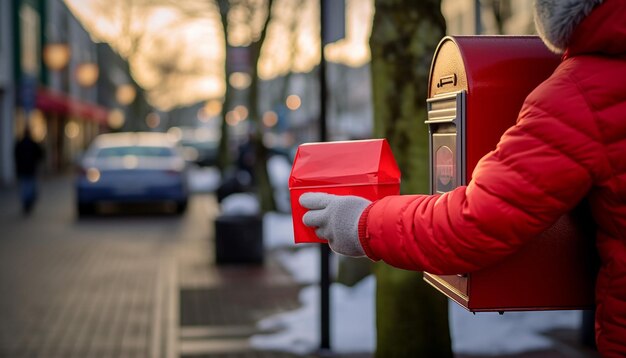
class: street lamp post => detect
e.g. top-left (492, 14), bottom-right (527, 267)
top-left (319, 0), bottom-right (345, 352)
top-left (319, 0), bottom-right (330, 352)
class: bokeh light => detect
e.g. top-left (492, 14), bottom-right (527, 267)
top-left (198, 99), bottom-right (223, 122)
top-left (225, 110), bottom-right (241, 126)
top-left (229, 72), bottom-right (252, 90)
top-left (75, 63), bottom-right (100, 87)
top-left (286, 94), bottom-right (301, 110)
top-left (234, 105), bottom-right (249, 120)
top-left (146, 112), bottom-right (161, 128)
top-left (116, 84), bottom-right (137, 105)
top-left (29, 110), bottom-right (47, 142)
top-left (107, 109), bottom-right (125, 129)
top-left (86, 168), bottom-right (100, 183)
top-left (43, 43), bottom-right (71, 71)
top-left (262, 111), bottom-right (278, 127)
top-left (65, 121), bottom-right (80, 139)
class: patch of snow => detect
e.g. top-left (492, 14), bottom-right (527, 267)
top-left (255, 205), bottom-right (584, 356)
top-left (220, 193), bottom-right (260, 215)
top-left (267, 155), bottom-right (292, 213)
top-left (250, 276), bottom-right (376, 355)
top-left (450, 305), bottom-right (580, 355)
top-left (187, 166), bottom-right (221, 193)
top-left (274, 246), bottom-right (319, 285)
top-left (263, 212), bottom-right (295, 250)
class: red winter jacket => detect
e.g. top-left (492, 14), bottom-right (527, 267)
top-left (358, 0), bottom-right (626, 355)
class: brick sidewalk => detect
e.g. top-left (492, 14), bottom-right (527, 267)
top-left (175, 252), bottom-right (371, 358)
top-left (0, 177), bottom-right (177, 358)
top-left (177, 262), bottom-right (305, 357)
top-left (174, 194), bottom-right (307, 357)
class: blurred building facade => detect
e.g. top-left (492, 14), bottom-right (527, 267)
top-left (0, 1), bottom-right (16, 187)
top-left (37, 0), bottom-right (105, 174)
top-left (1, 0), bottom-right (146, 187)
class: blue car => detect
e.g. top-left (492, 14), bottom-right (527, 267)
top-left (75, 132), bottom-right (189, 216)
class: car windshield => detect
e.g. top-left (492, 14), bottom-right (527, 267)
top-left (95, 146), bottom-right (174, 158)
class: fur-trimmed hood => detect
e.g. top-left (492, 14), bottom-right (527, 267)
top-left (533, 0), bottom-right (604, 53)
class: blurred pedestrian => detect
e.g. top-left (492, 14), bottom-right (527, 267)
top-left (299, 0), bottom-right (626, 356)
top-left (215, 133), bottom-right (256, 203)
top-left (14, 126), bottom-right (44, 214)
top-left (237, 132), bottom-right (257, 184)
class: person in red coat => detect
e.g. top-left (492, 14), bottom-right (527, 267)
top-left (300, 0), bottom-right (626, 356)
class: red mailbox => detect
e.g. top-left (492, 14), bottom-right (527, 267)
top-left (289, 139), bottom-right (401, 244)
top-left (423, 36), bottom-right (597, 312)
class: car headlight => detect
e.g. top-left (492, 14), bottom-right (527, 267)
top-left (86, 168), bottom-right (100, 183)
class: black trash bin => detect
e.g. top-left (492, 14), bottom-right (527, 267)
top-left (214, 214), bottom-right (264, 264)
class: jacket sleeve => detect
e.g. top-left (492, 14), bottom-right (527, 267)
top-left (359, 71), bottom-right (604, 274)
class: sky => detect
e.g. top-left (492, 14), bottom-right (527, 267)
top-left (63, 0), bottom-right (374, 111)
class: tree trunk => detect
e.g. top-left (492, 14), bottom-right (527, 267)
top-left (216, 0), bottom-right (231, 172)
top-left (375, 265), bottom-right (453, 357)
top-left (249, 0), bottom-right (276, 212)
top-left (370, 1), bottom-right (453, 356)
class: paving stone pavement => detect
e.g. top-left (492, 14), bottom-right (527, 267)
top-left (0, 240), bottom-right (170, 357)
top-left (0, 177), bottom-right (178, 358)
top-left (174, 191), bottom-right (307, 357)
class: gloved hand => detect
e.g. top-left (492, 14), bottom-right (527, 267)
top-left (299, 192), bottom-right (371, 257)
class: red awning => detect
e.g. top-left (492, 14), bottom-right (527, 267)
top-left (36, 88), bottom-right (109, 124)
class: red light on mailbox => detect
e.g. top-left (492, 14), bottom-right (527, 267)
top-left (289, 139), bottom-right (401, 244)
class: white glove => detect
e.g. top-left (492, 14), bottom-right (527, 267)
top-left (299, 192), bottom-right (371, 257)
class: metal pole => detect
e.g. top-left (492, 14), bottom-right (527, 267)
top-left (319, 0), bottom-right (331, 352)
top-left (475, 0), bottom-right (482, 34)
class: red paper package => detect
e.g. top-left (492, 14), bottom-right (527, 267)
top-left (289, 139), bottom-right (401, 243)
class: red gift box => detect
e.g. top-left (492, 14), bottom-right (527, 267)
top-left (289, 139), bottom-right (401, 243)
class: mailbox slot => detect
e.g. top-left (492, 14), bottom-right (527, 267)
top-left (426, 91), bottom-right (466, 194)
